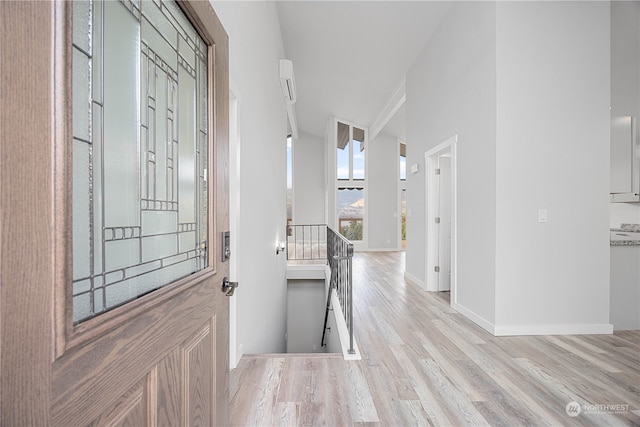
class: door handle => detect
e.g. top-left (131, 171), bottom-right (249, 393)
top-left (222, 277), bottom-right (238, 296)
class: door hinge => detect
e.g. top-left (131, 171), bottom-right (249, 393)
top-left (435, 217), bottom-right (440, 224)
top-left (435, 168), bottom-right (441, 175)
top-left (434, 266), bottom-right (440, 272)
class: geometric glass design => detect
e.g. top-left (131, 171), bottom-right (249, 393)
top-left (72, 0), bottom-right (208, 323)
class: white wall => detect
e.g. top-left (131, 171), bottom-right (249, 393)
top-left (407, 1), bottom-right (612, 334)
top-left (286, 279), bottom-right (326, 353)
top-left (406, 1), bottom-right (497, 325)
top-left (212, 0), bottom-right (289, 356)
top-left (368, 133), bottom-right (400, 249)
top-left (494, 1), bottom-right (611, 333)
top-left (610, 0), bottom-right (640, 227)
top-left (293, 132), bottom-right (325, 224)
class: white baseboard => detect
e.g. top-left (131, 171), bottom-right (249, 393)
top-left (451, 302), bottom-right (495, 334)
top-left (404, 271), bottom-right (426, 289)
top-left (362, 248), bottom-right (404, 252)
top-left (451, 302), bottom-right (614, 336)
top-left (493, 323), bottom-right (614, 336)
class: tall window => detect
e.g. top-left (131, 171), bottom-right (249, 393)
top-left (400, 142), bottom-right (407, 181)
top-left (400, 141), bottom-right (407, 248)
top-left (286, 135), bottom-right (293, 226)
top-left (336, 120), bottom-right (366, 241)
top-left (72, 0), bottom-right (209, 323)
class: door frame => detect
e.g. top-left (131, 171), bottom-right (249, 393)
top-left (229, 81), bottom-right (241, 369)
top-left (424, 136), bottom-right (458, 302)
top-left (437, 156), bottom-right (451, 291)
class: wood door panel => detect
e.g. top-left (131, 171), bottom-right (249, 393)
top-left (52, 278), bottom-right (217, 426)
top-left (157, 349), bottom-right (182, 426)
top-left (79, 319), bottom-right (218, 427)
top-left (88, 378), bottom-right (147, 427)
top-left (184, 321), bottom-right (215, 426)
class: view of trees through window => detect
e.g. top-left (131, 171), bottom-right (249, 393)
top-left (338, 188), bottom-right (364, 240)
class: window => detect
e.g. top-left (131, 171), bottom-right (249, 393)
top-left (335, 120), bottom-right (367, 242)
top-left (72, 0), bottom-right (209, 323)
top-left (286, 135), bottom-right (293, 225)
top-left (400, 142), bottom-right (407, 181)
top-left (338, 188), bottom-right (364, 240)
top-left (399, 141), bottom-right (407, 248)
top-left (337, 122), bottom-right (366, 181)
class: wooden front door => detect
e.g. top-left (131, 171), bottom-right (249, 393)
top-left (0, 1), bottom-right (230, 425)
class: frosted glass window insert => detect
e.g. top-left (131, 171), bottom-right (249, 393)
top-left (72, 0), bottom-right (209, 323)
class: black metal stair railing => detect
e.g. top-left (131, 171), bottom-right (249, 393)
top-left (323, 227), bottom-right (355, 354)
top-left (286, 224), bottom-right (327, 261)
top-left (286, 224), bottom-right (355, 355)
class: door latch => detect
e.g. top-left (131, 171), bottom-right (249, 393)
top-left (222, 277), bottom-right (238, 296)
top-left (221, 231), bottom-right (231, 262)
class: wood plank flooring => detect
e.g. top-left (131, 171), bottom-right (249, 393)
top-left (230, 252), bottom-right (640, 426)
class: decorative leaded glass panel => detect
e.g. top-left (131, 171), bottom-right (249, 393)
top-left (72, 0), bottom-right (209, 324)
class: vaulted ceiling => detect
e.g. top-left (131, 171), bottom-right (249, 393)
top-left (276, 1), bottom-right (452, 141)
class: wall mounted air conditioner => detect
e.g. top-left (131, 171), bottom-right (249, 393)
top-left (279, 59), bottom-right (296, 104)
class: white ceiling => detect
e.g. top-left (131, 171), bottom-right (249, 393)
top-left (276, 1), bottom-right (452, 140)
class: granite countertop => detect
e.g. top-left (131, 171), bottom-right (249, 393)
top-left (610, 224), bottom-right (640, 246)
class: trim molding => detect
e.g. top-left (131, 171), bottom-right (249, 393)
top-left (451, 302), bottom-right (495, 335)
top-left (404, 271), bottom-right (425, 290)
top-left (493, 323), bottom-right (614, 336)
top-left (330, 291), bottom-right (361, 361)
top-left (451, 302), bottom-right (613, 336)
top-left (369, 78), bottom-right (406, 140)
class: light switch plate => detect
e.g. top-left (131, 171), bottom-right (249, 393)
top-left (538, 209), bottom-right (548, 223)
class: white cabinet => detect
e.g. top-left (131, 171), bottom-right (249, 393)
top-left (610, 245), bottom-right (640, 330)
top-left (610, 116), bottom-right (639, 202)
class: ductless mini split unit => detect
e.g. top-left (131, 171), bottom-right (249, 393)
top-left (279, 59), bottom-right (299, 138)
top-left (279, 59), bottom-right (297, 104)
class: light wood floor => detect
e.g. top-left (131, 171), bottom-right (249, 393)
top-left (230, 252), bottom-right (640, 426)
